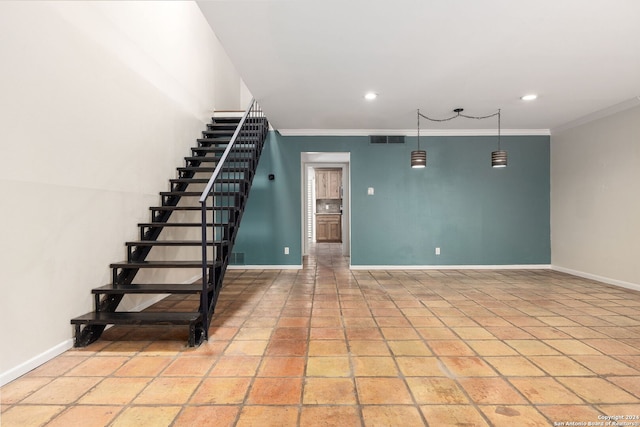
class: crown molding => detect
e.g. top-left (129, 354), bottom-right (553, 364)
top-left (276, 128), bottom-right (550, 137)
top-left (552, 96), bottom-right (640, 134)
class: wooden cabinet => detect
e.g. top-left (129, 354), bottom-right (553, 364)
top-left (316, 169), bottom-right (342, 199)
top-left (328, 170), bottom-right (341, 199)
top-left (316, 214), bottom-right (342, 242)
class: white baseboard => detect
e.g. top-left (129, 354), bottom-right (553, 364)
top-left (350, 264), bottom-right (551, 270)
top-left (0, 339), bottom-right (74, 387)
top-left (0, 275), bottom-right (200, 387)
top-left (551, 265), bottom-right (640, 293)
top-left (227, 265), bottom-right (302, 270)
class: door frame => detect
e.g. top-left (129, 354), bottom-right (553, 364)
top-left (301, 152), bottom-right (351, 258)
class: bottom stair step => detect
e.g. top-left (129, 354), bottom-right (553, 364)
top-left (71, 311), bottom-right (204, 347)
top-left (92, 283), bottom-right (206, 294)
top-left (110, 260), bottom-right (221, 269)
top-left (71, 311), bottom-right (201, 326)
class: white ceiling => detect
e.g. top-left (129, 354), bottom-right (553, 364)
top-left (198, 0), bottom-right (640, 135)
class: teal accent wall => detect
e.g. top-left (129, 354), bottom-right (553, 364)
top-left (233, 131), bottom-right (550, 266)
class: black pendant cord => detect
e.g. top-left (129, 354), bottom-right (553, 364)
top-left (417, 108), bottom-right (500, 122)
top-left (415, 107), bottom-right (505, 168)
top-left (417, 109), bottom-right (421, 150)
top-left (497, 108), bottom-right (501, 151)
top-left (418, 108), bottom-right (502, 149)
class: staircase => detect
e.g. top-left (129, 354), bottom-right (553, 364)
top-left (71, 99), bottom-right (268, 347)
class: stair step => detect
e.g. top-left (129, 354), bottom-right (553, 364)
top-left (212, 116), bottom-right (241, 123)
top-left (125, 240), bottom-right (227, 247)
top-left (160, 191), bottom-right (244, 197)
top-left (71, 311), bottom-right (201, 326)
top-left (203, 128), bottom-right (234, 133)
top-left (196, 138), bottom-right (256, 146)
top-left (185, 156), bottom-right (250, 163)
top-left (207, 123), bottom-right (238, 131)
top-left (138, 222), bottom-right (232, 228)
top-left (197, 137), bottom-right (232, 145)
top-left (169, 178), bottom-right (211, 184)
top-left (110, 260), bottom-right (220, 269)
top-left (191, 146), bottom-right (227, 153)
top-left (210, 118), bottom-right (239, 126)
top-left (92, 283), bottom-right (205, 294)
top-left (177, 166), bottom-right (248, 173)
top-left (191, 145), bottom-right (255, 154)
top-left (149, 206), bottom-right (238, 212)
top-left (159, 190), bottom-right (242, 197)
top-left (203, 128), bottom-right (235, 136)
top-left (169, 178), bottom-right (246, 184)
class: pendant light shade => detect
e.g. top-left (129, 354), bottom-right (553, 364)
top-left (411, 150), bottom-right (426, 168)
top-left (491, 150), bottom-right (507, 168)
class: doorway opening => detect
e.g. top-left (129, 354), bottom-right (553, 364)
top-left (301, 152), bottom-right (350, 260)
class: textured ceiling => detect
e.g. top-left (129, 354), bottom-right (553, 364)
top-left (198, 0), bottom-right (640, 134)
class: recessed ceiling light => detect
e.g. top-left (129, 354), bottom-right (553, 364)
top-left (364, 92), bottom-right (377, 101)
top-left (521, 94), bottom-right (538, 101)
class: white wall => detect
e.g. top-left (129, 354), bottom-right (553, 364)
top-left (0, 1), bottom-right (241, 385)
top-left (551, 105), bottom-right (640, 290)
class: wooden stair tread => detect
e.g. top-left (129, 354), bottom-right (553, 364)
top-left (192, 145), bottom-right (254, 152)
top-left (160, 191), bottom-right (244, 197)
top-left (185, 156), bottom-right (249, 162)
top-left (199, 131), bottom-right (235, 137)
top-left (71, 311), bottom-right (201, 325)
top-left (207, 121), bottom-right (238, 127)
top-left (125, 240), bottom-right (228, 246)
top-left (177, 166), bottom-right (248, 173)
top-left (110, 260), bottom-right (221, 268)
top-left (202, 130), bottom-right (235, 136)
top-left (138, 222), bottom-right (233, 227)
top-left (197, 137), bottom-right (232, 144)
top-left (92, 283), bottom-right (205, 294)
top-left (191, 146), bottom-right (227, 152)
top-left (149, 206), bottom-right (238, 211)
top-left (169, 178), bottom-right (246, 184)
top-left (211, 116), bottom-right (241, 121)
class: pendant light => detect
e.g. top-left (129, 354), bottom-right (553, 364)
top-left (491, 109), bottom-right (507, 168)
top-left (412, 107), bottom-right (507, 168)
top-left (411, 109), bottom-right (426, 168)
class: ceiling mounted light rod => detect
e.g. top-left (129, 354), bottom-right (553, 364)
top-left (412, 107), bottom-right (507, 168)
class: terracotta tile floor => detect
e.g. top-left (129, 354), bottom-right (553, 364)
top-left (3, 243), bottom-right (640, 426)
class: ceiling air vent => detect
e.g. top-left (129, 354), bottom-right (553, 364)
top-left (369, 135), bottom-right (405, 144)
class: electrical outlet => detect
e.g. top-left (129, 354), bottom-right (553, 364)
top-left (367, 187), bottom-right (374, 195)
top-left (435, 247), bottom-right (441, 255)
top-left (284, 247), bottom-right (289, 255)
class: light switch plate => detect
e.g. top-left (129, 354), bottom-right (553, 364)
top-left (367, 187), bottom-right (374, 195)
